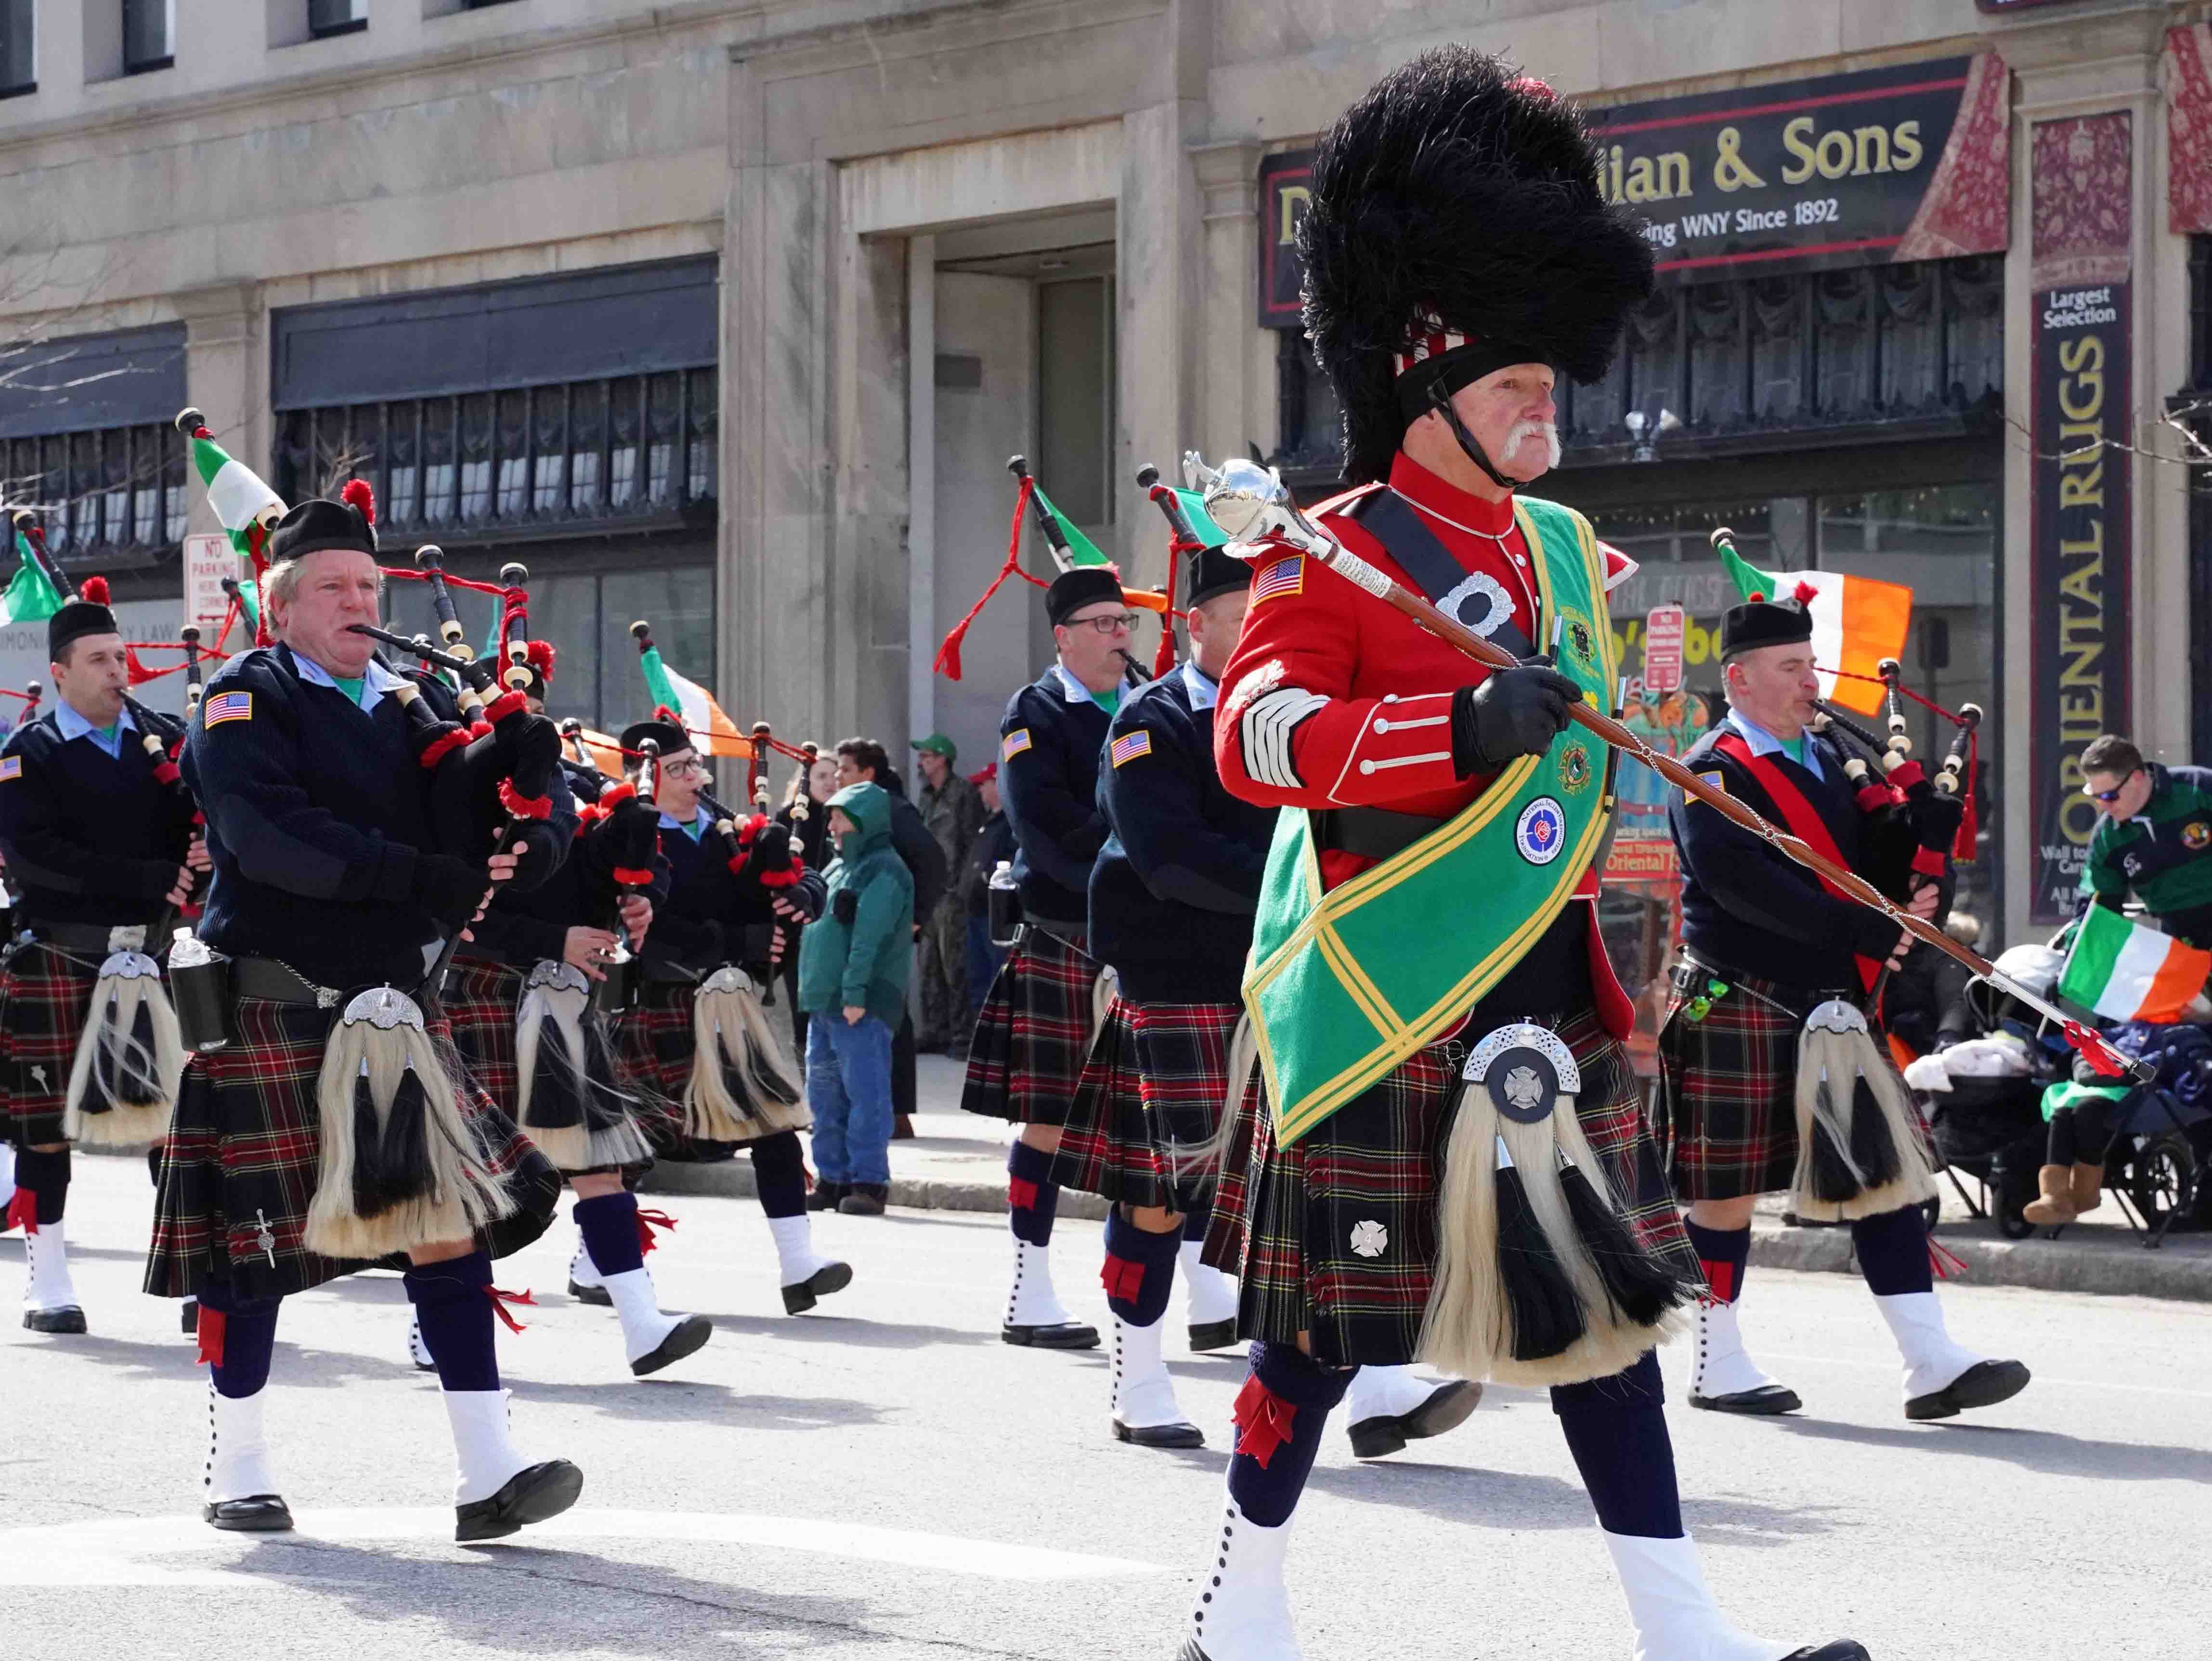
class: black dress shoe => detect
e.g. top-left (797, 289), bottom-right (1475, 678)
top-left (1002, 1320), bottom-right (1100, 1349)
top-left (1907, 1358), bottom-right (2030, 1421)
top-left (22, 1306), bottom-right (85, 1335)
top-left (182, 1300), bottom-right (201, 1336)
top-left (1113, 1415), bottom-right (1205, 1449)
top-left (567, 1279), bottom-right (612, 1307)
top-left (204, 1494), bottom-right (293, 1532)
top-left (631, 1313), bottom-right (713, 1377)
top-left (455, 1459), bottom-right (584, 1542)
top-left (1187, 1318), bottom-right (1240, 1353)
top-left (1690, 1383), bottom-right (1803, 1416)
top-left (1783, 1643), bottom-right (1871, 1660)
top-left (806, 1182), bottom-right (849, 1214)
top-left (1347, 1378), bottom-right (1483, 1460)
top-left (781, 1260), bottom-right (853, 1314)
top-left (837, 1184), bottom-right (887, 1217)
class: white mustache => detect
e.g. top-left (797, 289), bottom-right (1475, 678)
top-left (1501, 419), bottom-right (1561, 468)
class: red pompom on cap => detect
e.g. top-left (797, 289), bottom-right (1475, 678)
top-left (339, 477), bottom-right (376, 527)
top-left (79, 575), bottom-right (111, 604)
top-left (1793, 578), bottom-right (1819, 606)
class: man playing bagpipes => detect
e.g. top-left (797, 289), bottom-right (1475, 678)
top-left (1181, 51), bottom-right (1869, 1661)
top-left (0, 584), bottom-right (203, 1335)
top-left (1657, 596), bottom-right (2029, 1429)
top-left (145, 483), bottom-right (583, 1542)
top-left (431, 640), bottom-right (713, 1378)
top-left (614, 717), bottom-right (852, 1317)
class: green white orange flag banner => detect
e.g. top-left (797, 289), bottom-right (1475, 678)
top-left (0, 528), bottom-right (62, 627)
top-left (1028, 482), bottom-right (1111, 569)
top-left (1717, 540), bottom-right (1911, 717)
top-left (185, 426), bottom-right (285, 560)
top-left (637, 639), bottom-right (749, 757)
top-left (2059, 903), bottom-right (2212, 1025)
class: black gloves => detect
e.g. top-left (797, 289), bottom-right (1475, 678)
top-left (1450, 664), bottom-right (1583, 778)
top-left (411, 852), bottom-right (490, 933)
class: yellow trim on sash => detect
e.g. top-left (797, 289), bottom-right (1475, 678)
top-left (1244, 498), bottom-right (1619, 1143)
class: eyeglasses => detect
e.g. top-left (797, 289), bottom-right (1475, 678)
top-left (2086, 769), bottom-right (2140, 804)
top-left (1065, 611), bottom-right (1138, 636)
top-left (660, 758), bottom-right (704, 779)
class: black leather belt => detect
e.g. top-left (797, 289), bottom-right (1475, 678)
top-left (1312, 806), bottom-right (1445, 864)
top-left (234, 957), bottom-right (343, 1008)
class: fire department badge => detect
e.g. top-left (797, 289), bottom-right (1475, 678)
top-left (1515, 796), bottom-right (1567, 865)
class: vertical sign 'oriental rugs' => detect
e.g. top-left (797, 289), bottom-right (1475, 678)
top-left (2029, 112), bottom-right (2134, 922)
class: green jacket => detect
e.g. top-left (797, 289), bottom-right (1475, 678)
top-left (797, 782), bottom-right (914, 1025)
top-left (2082, 765), bottom-right (2212, 945)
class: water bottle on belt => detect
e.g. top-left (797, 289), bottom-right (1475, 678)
top-left (988, 860), bottom-right (1022, 949)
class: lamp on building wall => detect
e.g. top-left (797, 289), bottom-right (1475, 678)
top-left (1625, 407), bottom-right (1680, 464)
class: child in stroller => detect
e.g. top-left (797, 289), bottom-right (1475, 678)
top-left (2027, 1020), bottom-right (2212, 1242)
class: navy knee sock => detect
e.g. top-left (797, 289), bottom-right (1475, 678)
top-left (404, 1251), bottom-right (501, 1393)
top-left (1225, 1341), bottom-right (1350, 1528)
top-left (1681, 1218), bottom-right (1750, 1305)
top-left (1007, 1142), bottom-right (1060, 1247)
top-left (750, 1129), bottom-right (808, 1219)
top-left (573, 1191), bottom-right (645, 1278)
top-left (14, 1146), bottom-right (69, 1226)
top-left (1851, 1203), bottom-right (1933, 1296)
top-left (196, 1282), bottom-right (282, 1399)
top-left (1101, 1209), bottom-right (1181, 1326)
top-left (1551, 1351), bottom-right (1683, 1538)
top-left (1182, 1201), bottom-right (1213, 1243)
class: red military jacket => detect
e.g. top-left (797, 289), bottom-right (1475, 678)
top-left (1212, 451), bottom-right (1639, 1034)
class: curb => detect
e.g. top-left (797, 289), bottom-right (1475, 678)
top-left (638, 1162), bottom-right (1111, 1222)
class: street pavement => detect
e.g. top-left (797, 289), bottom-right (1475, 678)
top-left (3, 1148), bottom-right (2209, 1661)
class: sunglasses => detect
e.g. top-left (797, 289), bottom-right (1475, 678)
top-left (2085, 769), bottom-right (2140, 804)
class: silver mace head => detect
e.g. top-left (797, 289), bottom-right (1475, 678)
top-left (1194, 454), bottom-right (1315, 555)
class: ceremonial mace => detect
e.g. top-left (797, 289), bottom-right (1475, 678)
top-left (1192, 455), bottom-right (2147, 1082)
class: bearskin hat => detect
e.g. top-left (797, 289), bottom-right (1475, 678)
top-left (1300, 46), bottom-right (1656, 483)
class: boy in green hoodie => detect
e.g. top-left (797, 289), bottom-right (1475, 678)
top-left (797, 782), bottom-right (915, 1214)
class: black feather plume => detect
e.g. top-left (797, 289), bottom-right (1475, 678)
top-left (1559, 1158), bottom-right (1691, 1327)
top-left (1848, 1076), bottom-right (1902, 1189)
top-left (1808, 1080), bottom-right (1862, 1204)
top-left (1495, 1163), bottom-right (1587, 1361)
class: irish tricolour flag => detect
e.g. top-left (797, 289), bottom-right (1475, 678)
top-left (1718, 543), bottom-right (1912, 717)
top-left (182, 418), bottom-right (285, 562)
top-left (637, 637), bottom-right (749, 758)
top-left (2059, 905), bottom-right (2212, 1025)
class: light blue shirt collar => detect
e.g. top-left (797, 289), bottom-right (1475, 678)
top-left (658, 806), bottom-right (709, 839)
top-left (1725, 709), bottom-right (1823, 780)
top-left (291, 650), bottom-right (408, 714)
top-left (54, 697), bottom-right (135, 758)
top-left (1180, 660), bottom-right (1219, 712)
top-left (1053, 662), bottom-right (1113, 710)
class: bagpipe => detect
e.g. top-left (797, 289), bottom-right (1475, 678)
top-left (1194, 454), bottom-right (2147, 1383)
top-left (1810, 665), bottom-right (1982, 913)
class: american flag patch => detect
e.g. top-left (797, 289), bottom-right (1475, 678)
top-left (1251, 556), bottom-right (1303, 606)
top-left (1001, 728), bottom-right (1032, 761)
top-left (0, 757), bottom-right (19, 781)
top-left (203, 691), bottom-right (252, 727)
top-left (1110, 730), bottom-right (1153, 768)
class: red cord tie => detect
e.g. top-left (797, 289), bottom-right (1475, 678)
top-left (1927, 1237), bottom-right (1969, 1283)
top-left (482, 1285), bottom-right (537, 1334)
top-left (195, 1304), bottom-right (226, 1368)
top-left (2063, 1021), bottom-right (2128, 1078)
top-left (1099, 1254), bottom-right (1146, 1302)
top-left (636, 1208), bottom-right (677, 1256)
top-left (6, 1187), bottom-right (39, 1235)
top-left (1230, 1374), bottom-right (1299, 1468)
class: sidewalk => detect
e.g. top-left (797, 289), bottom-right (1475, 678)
top-left (641, 1056), bottom-right (2212, 1303)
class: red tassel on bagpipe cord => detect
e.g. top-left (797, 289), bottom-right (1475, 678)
top-left (1230, 1374), bottom-right (1298, 1469)
top-left (418, 727), bottom-right (472, 769)
top-left (497, 779), bottom-right (554, 819)
top-left (1953, 731), bottom-right (1979, 861)
top-left (934, 473), bottom-right (1037, 683)
top-left (1151, 540), bottom-right (1184, 677)
top-left (481, 1285), bottom-right (537, 1334)
top-left (636, 1209), bottom-right (678, 1256)
top-left (758, 858), bottom-right (804, 890)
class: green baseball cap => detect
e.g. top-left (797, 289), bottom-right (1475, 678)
top-left (910, 732), bottom-right (957, 761)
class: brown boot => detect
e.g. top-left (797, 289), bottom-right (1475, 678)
top-left (2022, 1164), bottom-right (2078, 1226)
top-left (2068, 1161), bottom-right (2105, 1217)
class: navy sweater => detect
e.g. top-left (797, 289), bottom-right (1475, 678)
top-left (0, 702), bottom-right (196, 928)
top-left (465, 760), bottom-right (670, 969)
top-left (637, 806), bottom-right (826, 978)
top-left (1000, 665), bottom-right (1112, 931)
top-left (185, 646), bottom-right (575, 988)
top-left (1089, 668), bottom-right (1275, 1003)
top-left (1669, 721), bottom-right (1903, 992)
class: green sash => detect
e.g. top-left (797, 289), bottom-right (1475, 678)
top-left (1241, 496), bottom-right (1615, 1147)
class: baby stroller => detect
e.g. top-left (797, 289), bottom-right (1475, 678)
top-left (1903, 945), bottom-right (2068, 1239)
top-left (2055, 1020), bottom-right (2212, 1249)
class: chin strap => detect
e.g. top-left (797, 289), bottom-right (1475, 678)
top-left (1428, 383), bottom-right (1519, 493)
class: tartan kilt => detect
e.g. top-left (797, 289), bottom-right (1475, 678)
top-left (446, 958), bottom-right (676, 1173)
top-left (0, 940), bottom-right (100, 1147)
top-left (143, 997), bottom-right (562, 1301)
top-left (1222, 1005), bottom-right (1696, 1369)
top-left (613, 980), bottom-right (781, 1155)
top-left (1056, 999), bottom-right (1239, 1212)
top-left (960, 926), bottom-right (1102, 1126)
top-left (1653, 960), bottom-right (1818, 1202)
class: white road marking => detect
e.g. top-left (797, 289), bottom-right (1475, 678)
top-left (0, 1508), bottom-right (1166, 1588)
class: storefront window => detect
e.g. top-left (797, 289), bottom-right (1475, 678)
top-left (3, 423), bottom-right (187, 564)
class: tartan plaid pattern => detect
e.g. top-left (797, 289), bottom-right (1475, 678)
top-left (612, 980), bottom-right (773, 1154)
top-left (1058, 999), bottom-right (1241, 1212)
top-left (144, 997), bottom-right (561, 1301)
top-left (1223, 1006), bottom-right (1695, 1368)
top-left (1653, 961), bottom-right (1820, 1202)
top-left (445, 957), bottom-right (676, 1174)
top-left (960, 926), bottom-right (1101, 1126)
top-left (0, 940), bottom-right (99, 1146)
